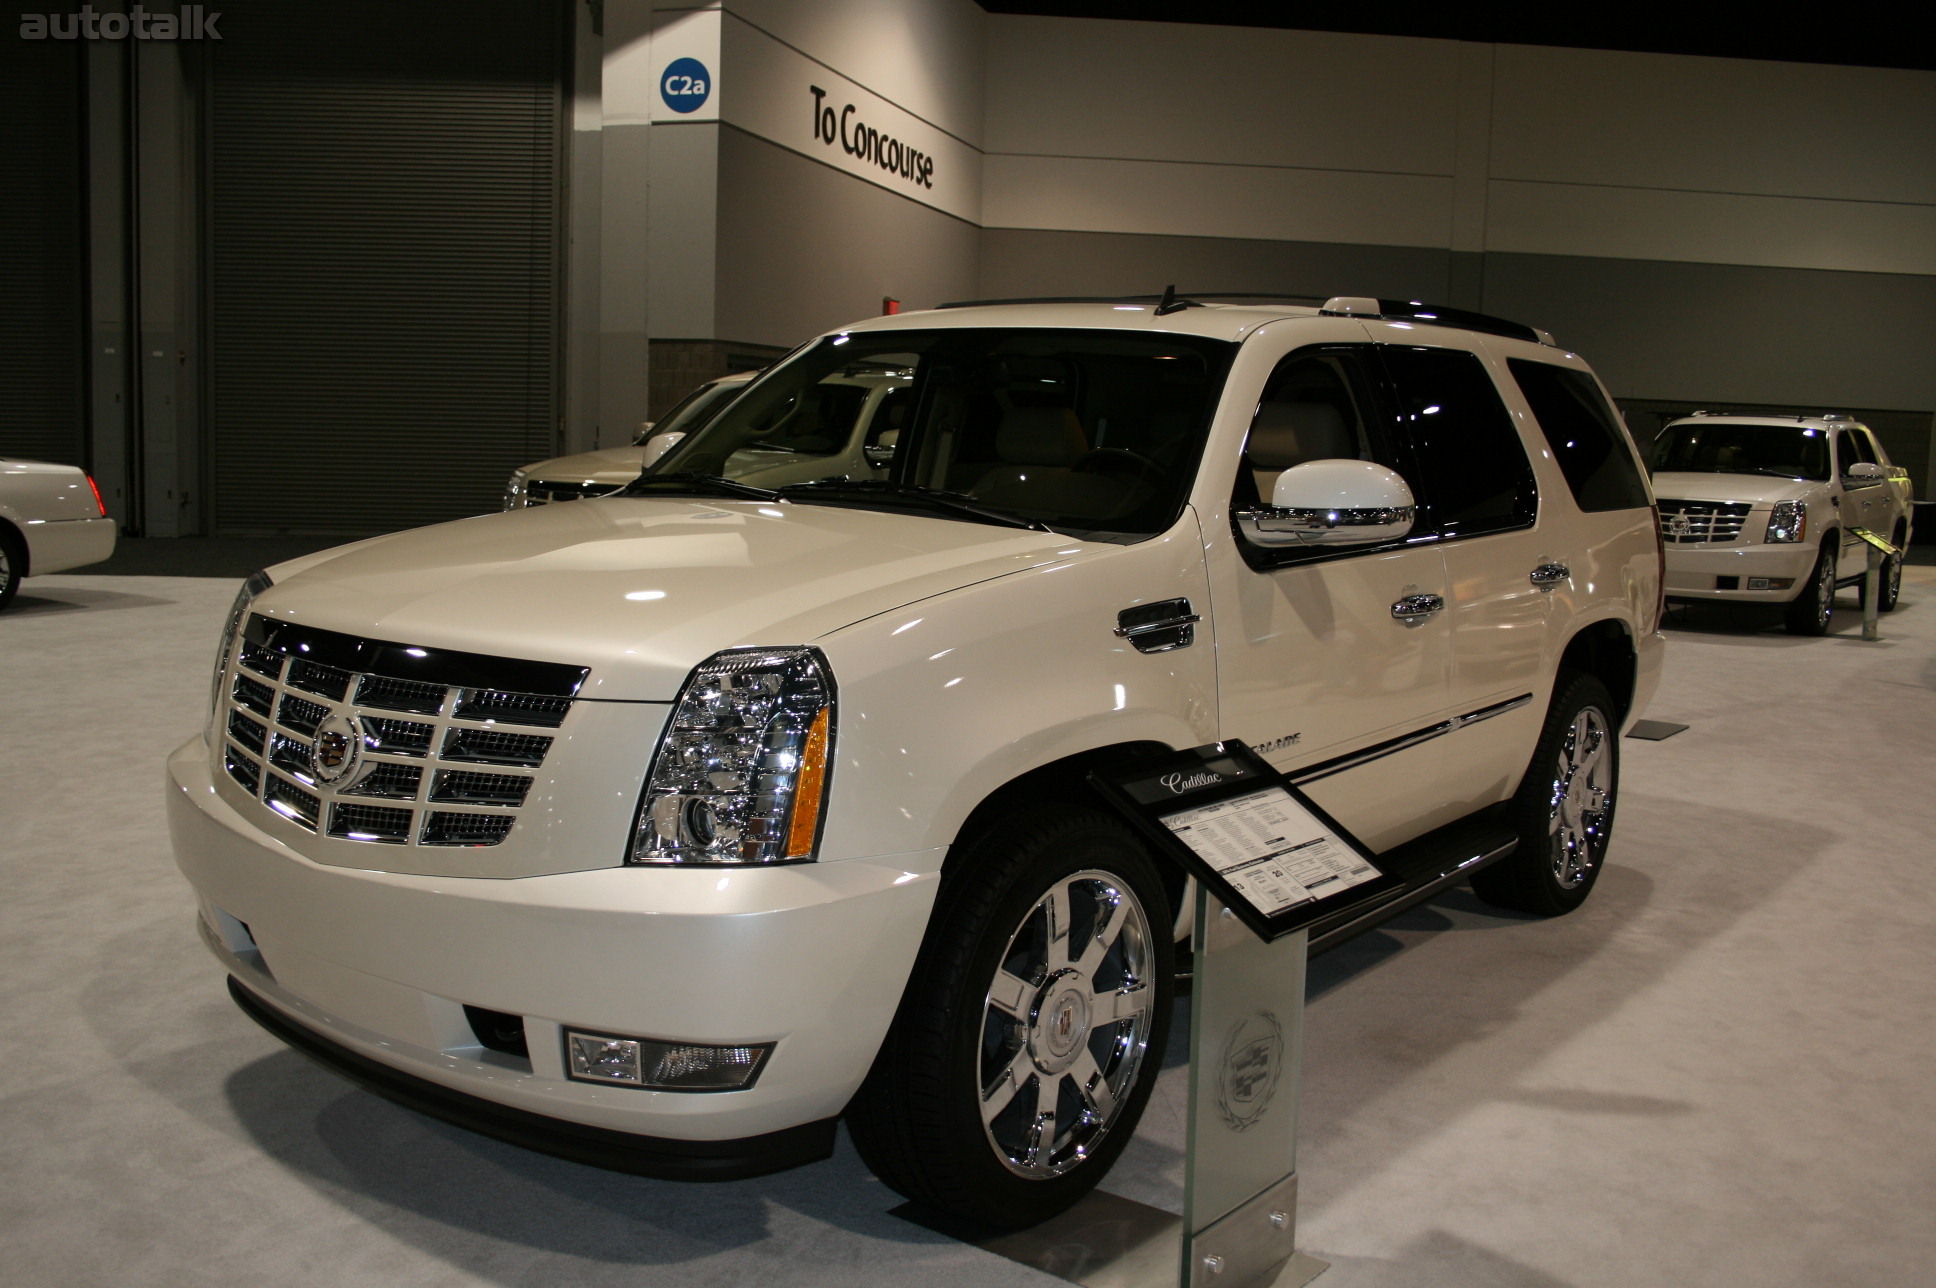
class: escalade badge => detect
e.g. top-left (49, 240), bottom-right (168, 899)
top-left (311, 714), bottom-right (365, 787)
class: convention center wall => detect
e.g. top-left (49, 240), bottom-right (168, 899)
top-left (3, 0), bottom-right (1931, 531)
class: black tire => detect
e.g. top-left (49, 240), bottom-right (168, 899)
top-left (0, 526), bottom-right (24, 612)
top-left (847, 805), bottom-right (1174, 1230)
top-left (1470, 674), bottom-right (1619, 917)
top-left (1863, 543), bottom-right (1903, 613)
top-left (1782, 539), bottom-right (1837, 635)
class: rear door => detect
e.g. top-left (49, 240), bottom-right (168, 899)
top-left (1374, 340), bottom-right (1553, 818)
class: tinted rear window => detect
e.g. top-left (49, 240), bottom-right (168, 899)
top-left (1508, 360), bottom-right (1651, 512)
top-left (1380, 346), bottom-right (1537, 538)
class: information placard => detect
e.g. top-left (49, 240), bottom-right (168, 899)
top-left (1850, 526), bottom-right (1902, 556)
top-left (1090, 741), bottom-right (1400, 942)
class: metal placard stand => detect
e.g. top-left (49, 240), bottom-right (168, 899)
top-left (1849, 527), bottom-right (1900, 641)
top-left (918, 744), bottom-right (1395, 1288)
top-left (1180, 888), bottom-right (1329, 1288)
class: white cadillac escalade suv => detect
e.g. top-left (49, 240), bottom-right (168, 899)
top-left (1650, 412), bottom-right (1914, 633)
top-left (168, 294), bottom-right (1664, 1228)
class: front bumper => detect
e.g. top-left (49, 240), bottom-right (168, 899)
top-left (1663, 542), bottom-right (1818, 603)
top-left (168, 735), bottom-right (941, 1155)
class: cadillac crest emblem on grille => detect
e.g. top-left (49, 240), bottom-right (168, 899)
top-left (310, 714), bottom-right (365, 787)
top-left (1667, 512), bottom-right (1692, 537)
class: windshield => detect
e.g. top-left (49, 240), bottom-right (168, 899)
top-left (641, 329), bottom-right (1233, 539)
top-left (1651, 423), bottom-right (1830, 481)
top-left (632, 378), bottom-right (750, 445)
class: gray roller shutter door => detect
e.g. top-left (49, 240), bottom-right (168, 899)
top-left (0, 40), bottom-right (88, 467)
top-left (206, 1), bottom-right (565, 535)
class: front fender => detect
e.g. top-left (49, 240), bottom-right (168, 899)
top-left (810, 515), bottom-right (1217, 866)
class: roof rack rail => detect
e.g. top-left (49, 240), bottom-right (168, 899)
top-left (933, 291), bottom-right (1560, 347)
top-left (1686, 411), bottom-right (1813, 421)
top-left (1320, 297), bottom-right (1557, 347)
top-left (935, 294), bottom-right (1171, 309)
top-left (938, 290), bottom-right (1331, 311)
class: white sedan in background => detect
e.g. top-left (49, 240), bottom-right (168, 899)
top-left (0, 457), bottom-right (117, 609)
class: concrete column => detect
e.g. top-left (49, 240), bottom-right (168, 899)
top-left (1448, 42), bottom-right (1495, 312)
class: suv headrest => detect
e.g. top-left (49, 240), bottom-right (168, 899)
top-left (997, 406), bottom-right (1088, 465)
top-left (1247, 402), bottom-right (1354, 470)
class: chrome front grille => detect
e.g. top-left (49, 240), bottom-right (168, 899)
top-left (523, 479), bottom-right (626, 505)
top-left (218, 616), bottom-right (586, 850)
top-left (1657, 499), bottom-right (1754, 544)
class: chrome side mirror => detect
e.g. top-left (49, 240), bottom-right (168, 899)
top-left (1843, 461), bottom-right (1887, 486)
top-left (1236, 459), bottom-right (1416, 548)
top-left (639, 431), bottom-right (686, 468)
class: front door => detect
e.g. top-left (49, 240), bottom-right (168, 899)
top-left (1207, 342), bottom-right (1460, 854)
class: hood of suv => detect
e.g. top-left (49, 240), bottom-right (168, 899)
top-left (524, 447), bottom-right (649, 487)
top-left (1650, 471), bottom-right (1818, 505)
top-left (257, 499), bottom-right (1084, 700)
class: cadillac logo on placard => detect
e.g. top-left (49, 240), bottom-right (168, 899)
top-left (1217, 1010), bottom-right (1285, 1132)
top-left (310, 714), bottom-right (365, 788)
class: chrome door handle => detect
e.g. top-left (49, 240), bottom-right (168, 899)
top-left (1529, 563), bottom-right (1570, 591)
top-left (1390, 593), bottom-right (1444, 622)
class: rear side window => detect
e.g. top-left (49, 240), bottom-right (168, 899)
top-left (1379, 345), bottom-right (1537, 538)
top-left (1507, 359), bottom-right (1651, 512)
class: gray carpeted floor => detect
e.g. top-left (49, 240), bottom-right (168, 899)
top-left (2, 568), bottom-right (1931, 1287)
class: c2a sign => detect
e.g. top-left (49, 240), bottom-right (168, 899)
top-left (660, 57), bottom-right (711, 114)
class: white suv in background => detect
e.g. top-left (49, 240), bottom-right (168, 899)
top-left (169, 293), bottom-right (1663, 1229)
top-left (1650, 413), bottom-right (1914, 633)
top-left (504, 372), bottom-right (755, 509)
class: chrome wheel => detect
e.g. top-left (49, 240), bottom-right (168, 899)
top-left (978, 869), bottom-right (1156, 1179)
top-left (1547, 706), bottom-right (1612, 889)
top-left (1813, 547), bottom-right (1836, 628)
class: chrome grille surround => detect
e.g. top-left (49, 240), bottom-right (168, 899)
top-left (216, 616), bottom-right (585, 850)
top-left (1657, 499), bottom-right (1754, 544)
top-left (523, 479), bottom-right (626, 505)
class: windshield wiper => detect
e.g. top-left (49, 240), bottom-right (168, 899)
top-left (776, 480), bottom-right (1051, 531)
top-left (1716, 466), bottom-right (1810, 480)
top-left (622, 471), bottom-right (780, 501)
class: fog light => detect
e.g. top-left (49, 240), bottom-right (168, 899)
top-left (565, 1029), bottom-right (772, 1091)
top-left (1747, 577), bottom-right (1770, 590)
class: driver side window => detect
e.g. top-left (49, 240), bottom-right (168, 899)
top-left (1234, 347), bottom-right (1391, 509)
top-left (1839, 428), bottom-right (1878, 474)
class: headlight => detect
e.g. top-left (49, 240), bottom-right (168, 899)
top-left (503, 469), bottom-right (529, 511)
top-left (1765, 500), bottom-right (1806, 543)
top-left (629, 647), bottom-right (834, 865)
top-left (211, 569), bottom-right (274, 716)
